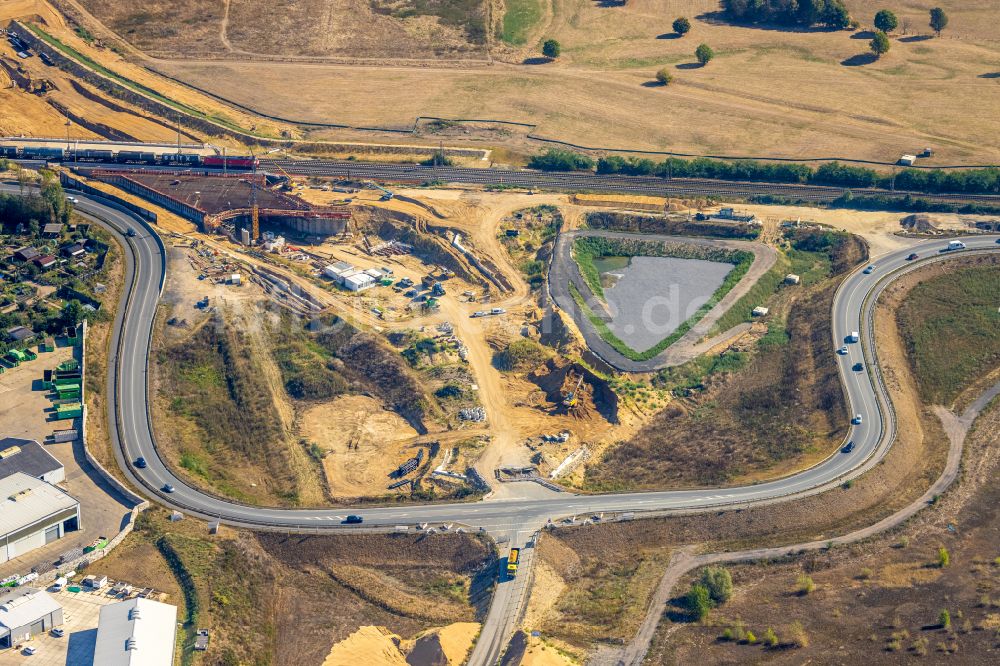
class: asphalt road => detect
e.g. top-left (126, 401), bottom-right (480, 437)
top-left (12, 183), bottom-right (997, 665)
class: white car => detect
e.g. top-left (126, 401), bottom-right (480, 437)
top-left (837, 346), bottom-right (848, 355)
top-left (852, 414), bottom-right (863, 425)
top-left (491, 307), bottom-right (506, 315)
top-left (23, 646), bottom-right (36, 655)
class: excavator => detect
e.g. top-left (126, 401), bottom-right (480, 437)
top-left (562, 373), bottom-right (584, 408)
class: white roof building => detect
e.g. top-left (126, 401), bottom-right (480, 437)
top-left (0, 473), bottom-right (80, 564)
top-left (93, 598), bottom-right (178, 666)
top-left (0, 587), bottom-right (63, 648)
top-left (343, 272), bottom-right (376, 292)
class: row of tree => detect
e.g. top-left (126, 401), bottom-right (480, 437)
top-left (721, 0), bottom-right (851, 29)
top-left (524, 150), bottom-right (1000, 195)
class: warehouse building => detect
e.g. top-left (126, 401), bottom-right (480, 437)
top-left (0, 587), bottom-right (63, 648)
top-left (0, 438), bottom-right (65, 484)
top-left (0, 472), bottom-right (80, 564)
top-left (93, 597), bottom-right (178, 666)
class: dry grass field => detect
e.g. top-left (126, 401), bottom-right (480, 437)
top-left (114, 0), bottom-right (1000, 164)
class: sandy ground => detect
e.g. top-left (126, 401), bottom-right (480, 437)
top-left (302, 395), bottom-right (419, 497)
top-left (321, 622), bottom-right (480, 666)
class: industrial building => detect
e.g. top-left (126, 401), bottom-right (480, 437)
top-left (93, 598), bottom-right (178, 666)
top-left (324, 262), bottom-right (377, 291)
top-left (0, 438), bottom-right (65, 484)
top-left (0, 472), bottom-right (80, 564)
top-left (0, 587), bottom-right (63, 648)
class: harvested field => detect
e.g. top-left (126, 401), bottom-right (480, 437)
top-left (147, 0), bottom-right (1000, 164)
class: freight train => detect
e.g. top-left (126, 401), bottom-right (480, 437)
top-left (0, 144), bottom-right (258, 170)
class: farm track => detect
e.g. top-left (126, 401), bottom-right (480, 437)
top-left (261, 159), bottom-right (1000, 206)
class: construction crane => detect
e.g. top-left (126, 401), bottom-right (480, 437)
top-left (365, 180), bottom-right (394, 201)
top-left (562, 374), bottom-right (584, 408)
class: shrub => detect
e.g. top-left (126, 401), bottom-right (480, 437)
top-left (764, 627), bottom-right (778, 647)
top-left (796, 574), bottom-right (815, 595)
top-left (686, 583), bottom-right (712, 621)
top-left (721, 0), bottom-right (851, 29)
top-left (874, 9), bottom-right (898, 33)
top-left (542, 39), bottom-right (561, 58)
top-left (695, 43), bottom-right (714, 66)
top-left (700, 566), bottom-right (734, 605)
top-left (789, 621), bottom-right (809, 648)
top-left (492, 339), bottom-right (549, 372)
top-left (745, 630), bottom-right (757, 644)
top-left (672, 17), bottom-right (691, 35)
top-left (939, 609), bottom-right (951, 629)
top-left (655, 68), bottom-right (673, 85)
top-left (527, 148), bottom-right (595, 172)
top-left (938, 547), bottom-right (950, 568)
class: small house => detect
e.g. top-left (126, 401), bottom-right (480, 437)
top-left (42, 223), bottom-right (63, 238)
top-left (751, 306), bottom-right (769, 317)
top-left (898, 154), bottom-right (917, 166)
top-left (61, 242), bottom-right (86, 258)
top-left (12, 247), bottom-right (39, 263)
top-left (343, 272), bottom-right (376, 292)
top-left (0, 588), bottom-right (63, 648)
top-left (33, 255), bottom-right (57, 270)
top-left (5, 326), bottom-right (33, 343)
top-left (784, 274), bottom-right (801, 285)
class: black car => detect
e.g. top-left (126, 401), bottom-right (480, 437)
top-left (841, 441), bottom-right (855, 454)
top-left (162, 483), bottom-right (175, 493)
top-left (853, 362), bottom-right (864, 372)
top-left (906, 253), bottom-right (918, 261)
top-left (135, 456), bottom-right (147, 469)
top-left (343, 515), bottom-right (364, 524)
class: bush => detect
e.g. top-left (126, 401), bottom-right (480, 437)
top-left (722, 0), bottom-right (850, 28)
top-left (937, 547), bottom-right (950, 568)
top-left (700, 566), bottom-right (733, 605)
top-left (527, 148), bottom-right (595, 172)
top-left (655, 68), bottom-right (673, 85)
top-left (796, 574), bottom-right (815, 595)
top-left (686, 583), bottom-right (712, 621)
top-left (764, 627), bottom-right (779, 647)
top-left (695, 43), bottom-right (714, 66)
top-left (939, 609), bottom-right (951, 629)
top-left (493, 339), bottom-right (549, 372)
top-left (789, 621), bottom-right (809, 648)
top-left (672, 17), bottom-right (691, 35)
top-left (874, 9), bottom-right (898, 33)
top-left (542, 39), bottom-right (561, 58)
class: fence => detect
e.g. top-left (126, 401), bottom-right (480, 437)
top-left (59, 172), bottom-right (158, 223)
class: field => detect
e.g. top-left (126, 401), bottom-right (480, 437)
top-left (130, 0), bottom-right (1000, 164)
top-left (897, 257), bottom-right (1000, 409)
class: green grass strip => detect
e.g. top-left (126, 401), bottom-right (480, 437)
top-left (501, 0), bottom-right (544, 45)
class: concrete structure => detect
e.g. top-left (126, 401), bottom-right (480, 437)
top-left (898, 154), bottom-right (917, 166)
top-left (751, 306), bottom-right (769, 317)
top-left (0, 438), bottom-right (65, 484)
top-left (0, 587), bottom-right (63, 648)
top-left (93, 597), bottom-right (178, 666)
top-left (0, 473), bottom-right (80, 564)
top-left (784, 273), bottom-right (801, 285)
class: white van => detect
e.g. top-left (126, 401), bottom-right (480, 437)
top-left (947, 240), bottom-right (966, 251)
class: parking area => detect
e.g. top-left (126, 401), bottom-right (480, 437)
top-left (0, 344), bottom-right (135, 580)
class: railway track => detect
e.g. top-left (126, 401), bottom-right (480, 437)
top-left (262, 159), bottom-right (1000, 207)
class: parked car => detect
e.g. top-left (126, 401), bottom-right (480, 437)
top-left (135, 457), bottom-right (147, 469)
top-left (51, 628), bottom-right (65, 638)
top-left (906, 253), bottom-right (918, 261)
top-left (852, 414), bottom-right (863, 425)
top-left (343, 515), bottom-right (363, 524)
top-left (23, 646), bottom-right (36, 655)
top-left (841, 441), bottom-right (855, 454)
top-left (162, 483), bottom-right (175, 493)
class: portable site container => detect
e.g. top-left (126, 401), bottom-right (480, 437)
top-left (55, 386), bottom-right (80, 400)
top-left (55, 403), bottom-right (82, 419)
top-left (40, 338), bottom-right (55, 352)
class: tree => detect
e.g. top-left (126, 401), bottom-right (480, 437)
top-left (672, 17), bottom-right (691, 36)
top-left (542, 39), bottom-right (561, 59)
top-left (939, 609), bottom-right (951, 629)
top-left (655, 68), bottom-right (673, 85)
top-left (929, 8), bottom-right (948, 36)
top-left (869, 30), bottom-right (891, 58)
top-left (695, 43), bottom-right (714, 66)
top-left (874, 9), bottom-right (898, 33)
top-left (764, 627), bottom-right (779, 647)
top-left (700, 566), bottom-right (733, 605)
top-left (686, 583), bottom-right (712, 621)
top-left (937, 546), bottom-right (950, 567)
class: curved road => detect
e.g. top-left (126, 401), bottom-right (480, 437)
top-left (12, 183), bottom-right (996, 663)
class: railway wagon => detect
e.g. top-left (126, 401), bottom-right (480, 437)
top-left (0, 146), bottom-right (18, 158)
top-left (116, 150), bottom-right (158, 164)
top-left (161, 152), bottom-right (202, 166)
top-left (203, 155), bottom-right (258, 170)
top-left (76, 149), bottom-right (115, 161)
top-left (21, 146), bottom-right (65, 160)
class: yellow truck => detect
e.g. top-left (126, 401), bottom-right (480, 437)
top-left (507, 548), bottom-right (520, 577)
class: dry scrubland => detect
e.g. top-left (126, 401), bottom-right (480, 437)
top-left (87, 508), bottom-right (494, 666)
top-left (118, 0), bottom-right (1000, 163)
